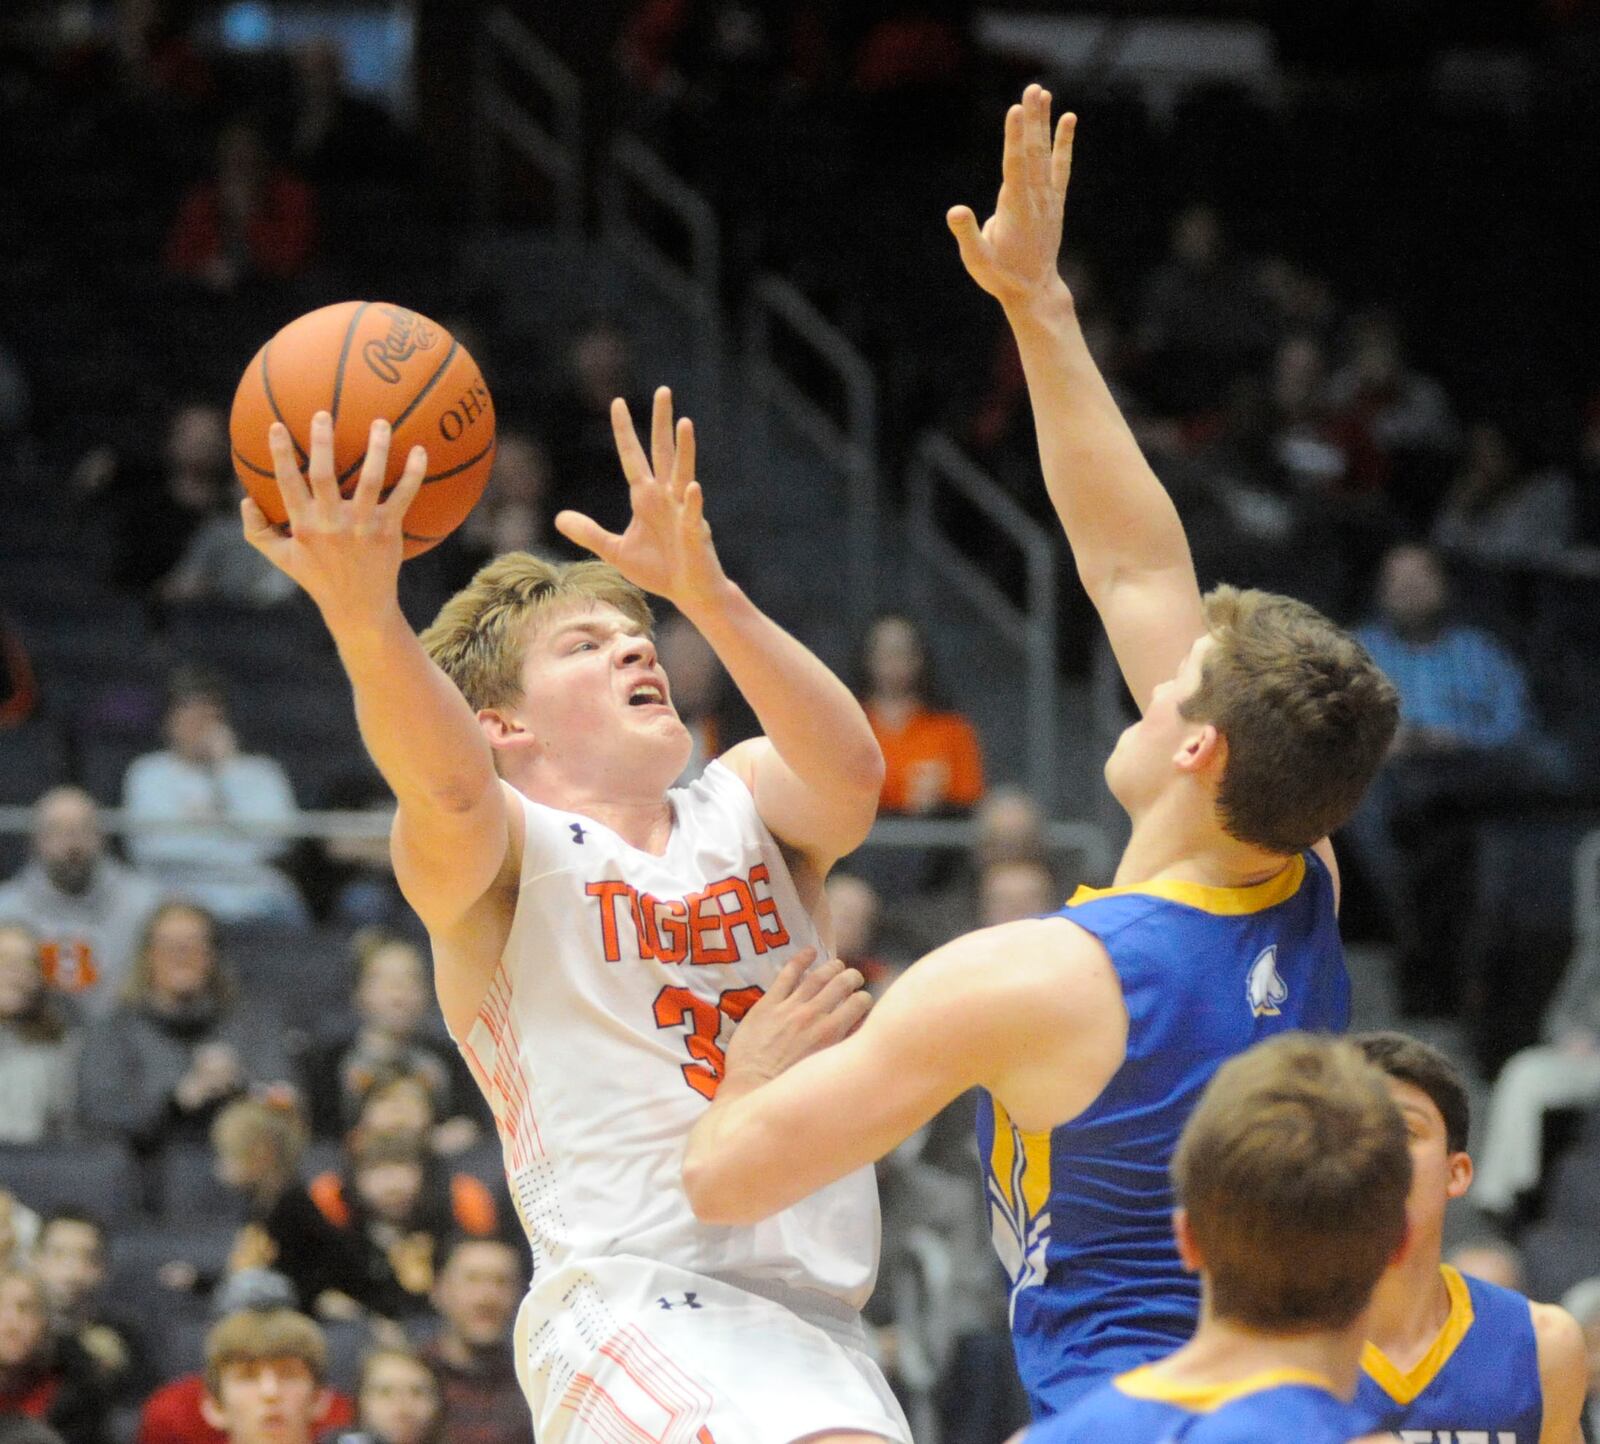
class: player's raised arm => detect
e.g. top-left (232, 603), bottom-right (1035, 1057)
top-left (556, 387), bottom-right (884, 872)
top-left (950, 85), bottom-right (1205, 709)
top-left (243, 414), bottom-right (513, 946)
top-left (683, 917), bottom-right (1121, 1225)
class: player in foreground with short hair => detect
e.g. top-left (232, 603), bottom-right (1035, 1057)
top-left (1351, 1032), bottom-right (1587, 1444)
top-left (682, 84), bottom-right (1401, 1418)
top-left (242, 392), bottom-right (907, 1443)
top-left (1021, 1033), bottom-right (1409, 1444)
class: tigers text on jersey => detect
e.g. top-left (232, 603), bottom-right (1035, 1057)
top-left (1027, 1364), bottom-right (1374, 1443)
top-left (450, 762), bottom-right (881, 1418)
top-left (979, 850), bottom-right (1350, 1418)
top-left (1353, 1265), bottom-right (1543, 1443)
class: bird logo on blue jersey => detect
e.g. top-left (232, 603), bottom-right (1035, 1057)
top-left (1247, 945), bottom-right (1288, 1018)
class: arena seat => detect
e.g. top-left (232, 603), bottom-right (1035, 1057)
top-left (0, 1139), bottom-right (141, 1224)
top-left (156, 1145), bottom-right (251, 1226)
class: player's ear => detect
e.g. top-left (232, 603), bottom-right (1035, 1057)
top-left (200, 1391), bottom-right (227, 1430)
top-left (1445, 1150), bottom-right (1473, 1201)
top-left (1171, 1208), bottom-right (1203, 1273)
top-left (1172, 722), bottom-right (1223, 776)
top-left (479, 708), bottom-right (535, 753)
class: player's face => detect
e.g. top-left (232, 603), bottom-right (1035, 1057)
top-left (1104, 635), bottom-right (1217, 815)
top-left (204, 1357), bottom-right (324, 1444)
top-left (508, 601), bottom-right (692, 788)
top-left (1385, 1077), bottom-right (1472, 1241)
top-left (359, 1354), bottom-right (440, 1444)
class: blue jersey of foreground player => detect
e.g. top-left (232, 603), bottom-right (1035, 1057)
top-left (1354, 1265), bottom-right (1543, 1443)
top-left (977, 850), bottom-right (1348, 1417)
top-left (1026, 1364), bottom-right (1375, 1444)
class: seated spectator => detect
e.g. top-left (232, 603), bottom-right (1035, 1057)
top-left (824, 872), bottom-right (895, 991)
top-left (1431, 420), bottom-right (1578, 565)
top-left (31, 1211), bottom-right (148, 1404)
top-left (1269, 334), bottom-right (1352, 498)
top-left (544, 318), bottom-right (650, 540)
top-left (302, 933), bottom-right (481, 1150)
top-left (165, 120), bottom-right (316, 293)
top-left (859, 613), bottom-right (983, 816)
top-left (419, 1238), bottom-right (530, 1444)
top-left (199, 1308), bottom-right (330, 1444)
top-left (0, 786), bottom-right (162, 1015)
top-left (655, 612), bottom-right (749, 786)
top-left (135, 1272), bottom-right (356, 1444)
top-left (0, 613), bottom-right (37, 730)
top-left (0, 924), bottom-right (79, 1144)
top-left (163, 488), bottom-right (299, 608)
top-left (78, 901), bottom-right (295, 1157)
top-left (1445, 1238), bottom-right (1526, 1293)
top-left (976, 857), bottom-right (1058, 928)
top-left (0, 1197), bottom-right (39, 1271)
top-left (1345, 544), bottom-right (1568, 1013)
top-left (1472, 929), bottom-right (1600, 1220)
top-left (288, 761), bottom-right (402, 927)
top-left (445, 429), bottom-right (558, 591)
top-left (0, 1268), bottom-right (109, 1444)
top-left (289, 40), bottom-right (406, 186)
top-left (320, 1348), bottom-right (442, 1444)
top-left (123, 673), bottom-right (309, 925)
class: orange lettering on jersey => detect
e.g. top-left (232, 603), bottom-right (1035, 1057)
top-left (686, 886), bottom-right (737, 965)
top-left (586, 881), bottom-right (632, 962)
top-left (696, 877), bottom-right (768, 965)
top-left (628, 887), bottom-right (656, 961)
top-left (652, 897), bottom-right (690, 964)
top-left (749, 864), bottom-right (790, 947)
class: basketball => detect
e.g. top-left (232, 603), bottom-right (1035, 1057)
top-left (229, 301), bottom-right (496, 557)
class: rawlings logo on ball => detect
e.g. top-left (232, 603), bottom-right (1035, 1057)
top-left (363, 306), bottom-right (438, 384)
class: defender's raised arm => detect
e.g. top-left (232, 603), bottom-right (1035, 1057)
top-left (950, 85), bottom-right (1205, 708)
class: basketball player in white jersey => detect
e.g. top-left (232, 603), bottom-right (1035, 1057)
top-left (241, 390), bottom-right (909, 1444)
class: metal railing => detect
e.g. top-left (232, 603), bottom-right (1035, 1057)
top-left (599, 133), bottom-right (724, 412)
top-left (474, 6), bottom-right (584, 238)
top-left (743, 275), bottom-right (880, 621)
top-left (907, 432), bottom-right (1061, 811)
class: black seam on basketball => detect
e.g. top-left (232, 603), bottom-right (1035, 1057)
top-left (231, 447), bottom-right (275, 479)
top-left (336, 337), bottom-right (460, 487)
top-left (261, 340), bottom-right (308, 465)
top-left (329, 300), bottom-right (371, 426)
top-left (403, 531), bottom-right (444, 542)
top-left (422, 437), bottom-right (496, 485)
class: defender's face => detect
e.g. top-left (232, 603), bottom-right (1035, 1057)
top-left (1104, 635), bottom-right (1215, 815)
top-left (1385, 1077), bottom-right (1471, 1242)
top-left (506, 602), bottom-right (691, 787)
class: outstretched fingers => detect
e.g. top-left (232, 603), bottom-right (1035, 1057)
top-left (554, 508), bottom-right (622, 563)
top-left (377, 442), bottom-right (428, 525)
top-left (1052, 110), bottom-right (1077, 196)
top-left (611, 397), bottom-right (651, 489)
top-left (304, 411), bottom-right (340, 512)
top-left (650, 385), bottom-right (676, 485)
top-left (267, 421), bottom-right (311, 525)
top-left (671, 417), bottom-right (696, 502)
top-left (350, 418), bottom-right (393, 521)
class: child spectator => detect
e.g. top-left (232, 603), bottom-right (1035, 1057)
top-left (0, 1268), bottom-right (109, 1444)
top-left (320, 1348), bottom-right (442, 1444)
top-left (0, 924), bottom-right (79, 1144)
top-left (31, 1211), bottom-right (149, 1405)
top-left (197, 1308), bottom-right (329, 1444)
top-left (419, 1239), bottom-right (530, 1444)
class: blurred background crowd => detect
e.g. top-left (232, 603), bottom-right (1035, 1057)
top-left (2, 0), bottom-right (1600, 1441)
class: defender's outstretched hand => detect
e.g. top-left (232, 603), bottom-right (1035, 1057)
top-left (948, 83), bottom-right (1076, 310)
top-left (241, 411), bottom-right (427, 627)
top-left (556, 385), bottom-right (728, 613)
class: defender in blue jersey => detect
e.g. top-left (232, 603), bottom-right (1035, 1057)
top-left (1022, 1033), bottom-right (1408, 1444)
top-left (680, 83), bottom-right (1403, 1421)
top-left (1350, 1034), bottom-right (1587, 1444)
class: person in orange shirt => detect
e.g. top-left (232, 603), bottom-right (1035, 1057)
top-left (859, 613), bottom-right (985, 815)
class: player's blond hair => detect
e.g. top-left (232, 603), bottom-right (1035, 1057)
top-left (420, 552), bottom-right (653, 714)
top-left (1180, 586), bottom-right (1399, 854)
top-left (204, 1307), bottom-right (327, 1398)
top-left (1173, 1033), bottom-right (1410, 1332)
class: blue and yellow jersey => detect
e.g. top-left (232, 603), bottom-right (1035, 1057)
top-left (1025, 1364), bottom-right (1373, 1443)
top-left (1354, 1265), bottom-right (1543, 1441)
top-left (977, 850), bottom-right (1348, 1417)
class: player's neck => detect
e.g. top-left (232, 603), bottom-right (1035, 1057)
top-left (513, 759), bottom-right (678, 855)
top-left (1365, 1241), bottom-right (1452, 1364)
top-left (1159, 1313), bottom-right (1369, 1399)
top-left (1117, 796), bottom-right (1291, 892)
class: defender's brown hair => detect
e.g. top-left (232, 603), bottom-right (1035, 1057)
top-left (1180, 586), bottom-right (1399, 855)
top-left (1352, 1030), bottom-right (1471, 1154)
top-left (204, 1307), bottom-right (327, 1398)
top-left (420, 553), bottom-right (652, 716)
top-left (1173, 1033), bottom-right (1411, 1332)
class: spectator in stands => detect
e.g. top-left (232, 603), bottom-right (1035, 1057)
top-left (78, 901), bottom-right (295, 1157)
top-left (859, 613), bottom-right (983, 817)
top-left (655, 613), bottom-right (739, 785)
top-left (545, 318), bottom-right (650, 541)
top-left (1345, 544), bottom-right (1567, 1011)
top-left (445, 429), bottom-right (557, 592)
top-left (303, 933), bottom-right (481, 1150)
top-left (0, 1198), bottom-right (38, 1273)
top-left (0, 1268), bottom-right (109, 1444)
top-left (976, 856), bottom-right (1058, 928)
top-left (1431, 420), bottom-right (1578, 565)
top-left (0, 1417), bottom-right (62, 1443)
top-left (165, 119), bottom-right (316, 293)
top-left (198, 1307), bottom-right (329, 1444)
top-left (289, 763), bottom-right (404, 927)
top-left (1445, 1238), bottom-right (1526, 1292)
top-left (163, 488), bottom-right (299, 609)
top-left (289, 40), bottom-right (405, 186)
top-left (136, 1271), bottom-right (356, 1444)
top-left (824, 871), bottom-right (893, 993)
top-left (31, 1211), bottom-right (147, 1405)
top-left (420, 1238), bottom-right (530, 1444)
top-left (123, 673), bottom-right (309, 925)
top-left (0, 925), bottom-right (79, 1144)
top-left (1472, 932), bottom-right (1600, 1220)
top-left (0, 615), bottom-right (38, 731)
top-left (0, 786), bottom-right (162, 1015)
top-left (322, 1348), bottom-right (443, 1444)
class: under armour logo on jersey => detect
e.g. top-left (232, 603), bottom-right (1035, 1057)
top-left (569, 823), bottom-right (587, 845)
top-left (657, 1293), bottom-right (702, 1310)
top-left (1246, 945), bottom-right (1288, 1018)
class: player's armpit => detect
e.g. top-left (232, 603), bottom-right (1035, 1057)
top-left (682, 917), bottom-right (1118, 1225)
top-left (389, 777), bottom-right (519, 936)
top-left (718, 736), bottom-right (881, 873)
top-left (1531, 1302), bottom-right (1588, 1444)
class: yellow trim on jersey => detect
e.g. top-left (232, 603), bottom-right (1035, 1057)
top-left (988, 1098), bottom-right (1052, 1217)
top-left (1114, 1363), bottom-right (1340, 1412)
top-left (1360, 1264), bottom-right (1475, 1405)
top-left (1067, 853), bottom-right (1306, 917)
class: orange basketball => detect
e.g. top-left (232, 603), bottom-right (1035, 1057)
top-left (229, 301), bottom-right (495, 558)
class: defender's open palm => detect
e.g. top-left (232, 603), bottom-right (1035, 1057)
top-left (556, 386), bottom-right (727, 612)
top-left (948, 83), bottom-right (1076, 309)
top-left (241, 411), bottom-right (428, 628)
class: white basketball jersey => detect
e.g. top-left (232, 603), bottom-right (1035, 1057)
top-left (454, 760), bottom-right (881, 1324)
